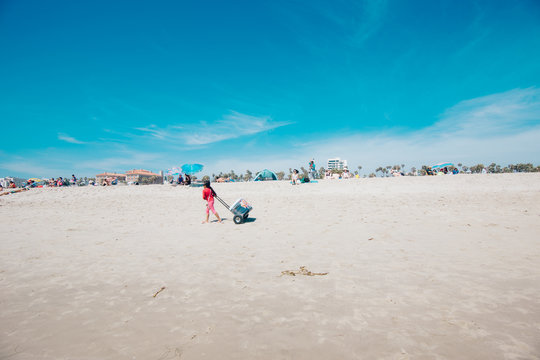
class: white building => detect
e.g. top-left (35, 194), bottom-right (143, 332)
top-left (327, 158), bottom-right (348, 170)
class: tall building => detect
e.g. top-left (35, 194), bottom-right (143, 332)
top-left (327, 158), bottom-right (348, 170)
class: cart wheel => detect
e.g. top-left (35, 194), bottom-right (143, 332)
top-left (243, 212), bottom-right (249, 220)
top-left (233, 215), bottom-right (243, 224)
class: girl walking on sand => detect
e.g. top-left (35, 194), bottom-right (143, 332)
top-left (202, 181), bottom-right (222, 223)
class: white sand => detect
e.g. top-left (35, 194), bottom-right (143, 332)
top-left (1, 173), bottom-right (539, 359)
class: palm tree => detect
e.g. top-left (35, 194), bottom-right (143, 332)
top-left (300, 166), bottom-right (309, 179)
top-left (470, 164), bottom-right (485, 174)
top-left (245, 170), bottom-right (253, 181)
top-left (487, 163), bottom-right (503, 173)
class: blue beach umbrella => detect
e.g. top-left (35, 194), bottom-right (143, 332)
top-left (432, 162), bottom-right (454, 169)
top-left (181, 163), bottom-right (204, 175)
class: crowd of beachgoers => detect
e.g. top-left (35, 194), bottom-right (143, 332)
top-left (0, 174), bottom-right (79, 195)
top-left (1, 162), bottom-right (539, 195)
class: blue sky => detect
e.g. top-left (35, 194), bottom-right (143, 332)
top-left (1, 0), bottom-right (539, 177)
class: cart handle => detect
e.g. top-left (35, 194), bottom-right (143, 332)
top-left (214, 195), bottom-right (230, 209)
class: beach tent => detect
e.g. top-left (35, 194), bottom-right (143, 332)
top-left (253, 169), bottom-right (278, 181)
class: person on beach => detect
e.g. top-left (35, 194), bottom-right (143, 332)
top-left (71, 174), bottom-right (77, 186)
top-left (177, 173), bottom-right (184, 185)
top-left (202, 181), bottom-right (222, 223)
top-left (184, 174), bottom-right (191, 185)
top-left (291, 169), bottom-right (300, 185)
top-left (309, 159), bottom-right (317, 179)
top-left (9, 180), bottom-right (16, 188)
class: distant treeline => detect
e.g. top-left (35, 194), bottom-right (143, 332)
top-left (13, 163), bottom-right (535, 186)
top-left (201, 163), bottom-right (540, 181)
top-left (419, 163), bottom-right (540, 176)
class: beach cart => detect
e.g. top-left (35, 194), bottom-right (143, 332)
top-left (215, 195), bottom-right (253, 224)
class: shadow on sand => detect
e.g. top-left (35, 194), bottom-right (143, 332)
top-left (218, 217), bottom-right (257, 224)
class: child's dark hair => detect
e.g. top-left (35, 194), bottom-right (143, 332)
top-left (204, 180), bottom-right (216, 196)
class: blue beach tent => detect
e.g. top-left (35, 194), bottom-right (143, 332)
top-left (253, 169), bottom-right (278, 181)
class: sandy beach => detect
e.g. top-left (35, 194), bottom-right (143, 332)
top-left (1, 173), bottom-right (539, 359)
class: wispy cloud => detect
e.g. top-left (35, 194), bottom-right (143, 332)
top-left (75, 151), bottom-right (165, 172)
top-left (0, 149), bottom-right (168, 178)
top-left (200, 88), bottom-right (540, 174)
top-left (133, 125), bottom-right (170, 140)
top-left (266, 0), bottom-right (388, 58)
top-left (135, 111), bottom-right (292, 146)
top-left (297, 87), bottom-right (540, 170)
top-left (432, 87), bottom-right (540, 136)
top-left (302, 0), bottom-right (389, 46)
top-left (349, 0), bottom-right (388, 46)
top-left (5, 89), bottom-right (539, 178)
top-left (58, 133), bottom-right (85, 144)
top-left (0, 159), bottom-right (67, 177)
